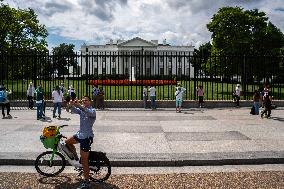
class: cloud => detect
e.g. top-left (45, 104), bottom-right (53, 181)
top-left (4, 0), bottom-right (284, 49)
top-left (81, 0), bottom-right (128, 21)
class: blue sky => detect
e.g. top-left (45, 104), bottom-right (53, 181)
top-left (5, 0), bottom-right (284, 51)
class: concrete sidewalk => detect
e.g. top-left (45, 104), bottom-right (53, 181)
top-left (0, 107), bottom-right (283, 166)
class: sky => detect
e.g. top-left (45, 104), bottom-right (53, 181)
top-left (4, 0), bottom-right (284, 51)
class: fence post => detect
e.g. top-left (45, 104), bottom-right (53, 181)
top-left (85, 48), bottom-right (89, 96)
top-left (242, 54), bottom-right (247, 100)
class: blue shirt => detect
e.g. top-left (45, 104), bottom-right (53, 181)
top-left (71, 105), bottom-right (96, 139)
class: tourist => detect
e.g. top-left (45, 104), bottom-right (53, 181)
top-left (52, 86), bottom-right (64, 118)
top-left (196, 85), bottom-right (204, 108)
top-left (175, 86), bottom-right (186, 113)
top-left (234, 84), bottom-right (241, 107)
top-left (35, 84), bottom-right (44, 120)
top-left (92, 85), bottom-right (99, 108)
top-left (149, 85), bottom-right (156, 110)
top-left (96, 87), bottom-right (105, 110)
top-left (0, 85), bottom-right (12, 119)
top-left (143, 86), bottom-right (148, 109)
top-left (27, 82), bottom-right (35, 109)
top-left (261, 83), bottom-right (272, 119)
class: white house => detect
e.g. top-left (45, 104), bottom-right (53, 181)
top-left (80, 37), bottom-right (195, 79)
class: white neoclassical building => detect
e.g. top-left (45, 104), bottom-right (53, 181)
top-left (80, 37), bottom-right (195, 79)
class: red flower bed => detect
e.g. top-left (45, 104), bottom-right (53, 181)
top-left (89, 79), bottom-right (177, 86)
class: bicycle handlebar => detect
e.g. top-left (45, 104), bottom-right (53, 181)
top-left (58, 125), bottom-right (68, 128)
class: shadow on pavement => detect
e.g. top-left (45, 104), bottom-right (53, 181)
top-left (272, 117), bottom-right (284, 122)
top-left (58, 117), bottom-right (71, 121)
top-left (40, 116), bottom-right (52, 123)
top-left (38, 176), bottom-right (120, 189)
top-left (38, 176), bottom-right (71, 184)
top-left (54, 181), bottom-right (120, 189)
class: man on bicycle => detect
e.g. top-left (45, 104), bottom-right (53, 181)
top-left (65, 95), bottom-right (96, 189)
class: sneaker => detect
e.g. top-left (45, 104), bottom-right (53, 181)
top-left (69, 159), bottom-right (82, 167)
top-left (58, 115), bottom-right (61, 119)
top-left (53, 115), bottom-right (56, 118)
top-left (77, 180), bottom-right (91, 189)
top-left (260, 111), bottom-right (264, 119)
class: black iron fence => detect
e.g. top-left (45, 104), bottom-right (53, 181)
top-left (1, 52), bottom-right (284, 100)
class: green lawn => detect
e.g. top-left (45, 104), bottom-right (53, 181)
top-left (3, 79), bottom-right (284, 100)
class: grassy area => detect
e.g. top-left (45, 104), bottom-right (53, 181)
top-left (3, 79), bottom-right (284, 100)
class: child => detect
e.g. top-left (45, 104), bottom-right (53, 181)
top-left (196, 85), bottom-right (204, 108)
top-left (175, 86), bottom-right (186, 113)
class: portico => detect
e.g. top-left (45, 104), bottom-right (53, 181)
top-left (80, 37), bottom-right (195, 78)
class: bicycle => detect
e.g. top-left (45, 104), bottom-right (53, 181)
top-left (34, 125), bottom-right (111, 182)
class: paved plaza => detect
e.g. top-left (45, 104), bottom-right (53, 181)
top-left (0, 106), bottom-right (283, 166)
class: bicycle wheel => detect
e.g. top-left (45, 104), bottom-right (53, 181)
top-left (89, 153), bottom-right (111, 182)
top-left (35, 151), bottom-right (66, 177)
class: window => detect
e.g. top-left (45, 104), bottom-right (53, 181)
top-left (146, 68), bottom-right (151, 76)
top-left (102, 57), bottom-right (106, 62)
top-left (160, 68), bottom-right (164, 76)
top-left (186, 57), bottom-right (190, 63)
top-left (168, 68), bottom-right (172, 75)
top-left (102, 68), bottom-right (106, 75)
top-left (168, 57), bottom-right (172, 63)
top-left (94, 57), bottom-right (98, 62)
top-left (178, 57), bottom-right (182, 63)
top-left (186, 68), bottom-right (190, 75)
top-left (124, 57), bottom-right (128, 63)
top-left (112, 68), bottom-right (116, 75)
top-left (125, 68), bottom-right (129, 75)
top-left (146, 56), bottom-right (150, 62)
top-left (94, 68), bottom-right (98, 76)
top-left (178, 68), bottom-right (182, 76)
top-left (112, 56), bottom-right (116, 63)
top-left (160, 56), bottom-right (164, 62)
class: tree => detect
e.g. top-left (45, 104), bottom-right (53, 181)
top-left (51, 43), bottom-right (78, 77)
top-left (207, 7), bottom-right (284, 55)
top-left (0, 1), bottom-right (48, 53)
top-left (192, 42), bottom-right (212, 76)
top-left (0, 1), bottom-right (48, 81)
top-left (206, 6), bottom-right (284, 86)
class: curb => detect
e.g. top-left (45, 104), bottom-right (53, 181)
top-left (1, 158), bottom-right (284, 167)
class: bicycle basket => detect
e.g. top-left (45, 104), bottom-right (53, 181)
top-left (43, 126), bottom-right (57, 138)
top-left (40, 135), bottom-right (57, 149)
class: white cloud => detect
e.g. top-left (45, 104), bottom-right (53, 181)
top-left (4, 0), bottom-right (284, 48)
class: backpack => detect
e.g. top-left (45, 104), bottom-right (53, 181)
top-left (0, 90), bottom-right (6, 103)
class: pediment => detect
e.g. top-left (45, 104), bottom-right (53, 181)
top-left (118, 37), bottom-right (157, 47)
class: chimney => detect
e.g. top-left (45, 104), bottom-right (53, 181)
top-left (163, 39), bottom-right (167, 45)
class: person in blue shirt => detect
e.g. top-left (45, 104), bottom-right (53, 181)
top-left (65, 95), bottom-right (96, 189)
top-left (0, 85), bottom-right (12, 119)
